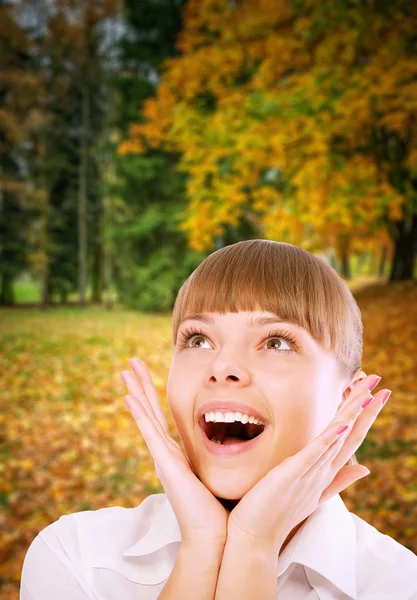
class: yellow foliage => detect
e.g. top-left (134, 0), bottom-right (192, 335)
top-left (117, 0), bottom-right (416, 253)
top-left (1, 286), bottom-right (417, 596)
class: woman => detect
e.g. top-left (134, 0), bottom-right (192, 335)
top-left (20, 239), bottom-right (417, 599)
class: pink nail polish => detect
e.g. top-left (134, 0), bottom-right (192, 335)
top-left (381, 390), bottom-right (391, 405)
top-left (337, 424), bottom-right (349, 435)
top-left (362, 395), bottom-right (374, 409)
top-left (369, 376), bottom-right (381, 392)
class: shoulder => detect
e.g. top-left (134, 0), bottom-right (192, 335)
top-left (21, 494), bottom-right (169, 599)
top-left (351, 512), bottom-right (417, 599)
top-left (20, 533), bottom-right (90, 599)
top-left (35, 493), bottom-right (166, 553)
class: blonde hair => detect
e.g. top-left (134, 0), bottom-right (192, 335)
top-left (172, 240), bottom-right (362, 467)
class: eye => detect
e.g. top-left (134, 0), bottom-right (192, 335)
top-left (262, 328), bottom-right (298, 353)
top-left (264, 332), bottom-right (292, 352)
top-left (177, 326), bottom-right (300, 353)
top-left (177, 326), bottom-right (211, 349)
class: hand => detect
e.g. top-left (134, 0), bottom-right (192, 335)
top-left (120, 357), bottom-right (229, 547)
top-left (226, 373), bottom-right (391, 553)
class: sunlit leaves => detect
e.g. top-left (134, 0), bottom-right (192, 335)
top-left (119, 0), bottom-right (415, 255)
top-left (1, 281), bottom-right (417, 597)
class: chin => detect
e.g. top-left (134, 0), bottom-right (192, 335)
top-left (198, 467), bottom-right (257, 501)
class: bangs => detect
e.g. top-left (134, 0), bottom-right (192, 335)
top-left (172, 240), bottom-right (362, 380)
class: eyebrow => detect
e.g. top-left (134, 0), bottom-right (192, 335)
top-left (179, 314), bottom-right (299, 328)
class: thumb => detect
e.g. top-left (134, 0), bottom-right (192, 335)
top-left (320, 465), bottom-right (371, 504)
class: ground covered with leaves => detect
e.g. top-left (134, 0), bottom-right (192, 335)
top-left (1, 281), bottom-right (416, 598)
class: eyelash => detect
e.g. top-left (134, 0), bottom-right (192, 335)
top-left (177, 326), bottom-right (301, 353)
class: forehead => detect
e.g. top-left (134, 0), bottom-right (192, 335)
top-left (179, 311), bottom-right (300, 329)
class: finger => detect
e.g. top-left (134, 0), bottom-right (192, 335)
top-left (319, 464), bottom-right (371, 505)
top-left (297, 385), bottom-right (380, 478)
top-left (121, 370), bottom-right (169, 442)
top-left (301, 379), bottom-right (383, 487)
top-left (124, 393), bottom-right (173, 461)
top-left (120, 363), bottom-right (169, 439)
top-left (125, 393), bottom-right (208, 524)
top-left (330, 388), bottom-right (391, 473)
top-left (296, 420), bottom-right (353, 478)
top-left (313, 386), bottom-right (389, 481)
top-left (341, 372), bottom-right (377, 406)
top-left (130, 357), bottom-right (171, 436)
top-left (342, 374), bottom-right (366, 402)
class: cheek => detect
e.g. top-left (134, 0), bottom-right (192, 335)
top-left (263, 364), bottom-right (327, 433)
top-left (166, 368), bottom-right (194, 427)
top-left (262, 361), bottom-right (315, 403)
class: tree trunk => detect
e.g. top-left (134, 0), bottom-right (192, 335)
top-left (356, 251), bottom-right (367, 274)
top-left (328, 250), bottom-right (337, 270)
top-left (368, 250), bottom-right (377, 276)
top-left (0, 273), bottom-right (14, 305)
top-left (214, 234), bottom-right (225, 250)
top-left (91, 232), bottom-right (103, 303)
top-left (104, 233), bottom-right (113, 310)
top-left (340, 251), bottom-right (351, 279)
top-left (78, 75), bottom-right (89, 305)
top-left (39, 262), bottom-right (49, 310)
top-left (389, 214), bottom-right (417, 282)
top-left (378, 246), bottom-right (387, 278)
top-left (335, 234), bottom-right (351, 279)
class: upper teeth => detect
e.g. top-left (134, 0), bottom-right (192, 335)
top-left (204, 411), bottom-right (266, 425)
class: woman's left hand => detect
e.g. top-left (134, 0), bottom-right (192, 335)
top-left (226, 373), bottom-right (391, 553)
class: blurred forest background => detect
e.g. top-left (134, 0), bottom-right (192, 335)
top-left (1, 0), bottom-right (417, 598)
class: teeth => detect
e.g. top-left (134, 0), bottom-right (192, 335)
top-left (204, 411), bottom-right (265, 426)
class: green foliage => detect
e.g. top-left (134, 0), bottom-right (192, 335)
top-left (111, 1), bottom-right (205, 312)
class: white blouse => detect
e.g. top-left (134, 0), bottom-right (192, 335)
top-left (20, 493), bottom-right (417, 600)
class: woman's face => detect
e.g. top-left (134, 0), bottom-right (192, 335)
top-left (167, 310), bottom-right (354, 501)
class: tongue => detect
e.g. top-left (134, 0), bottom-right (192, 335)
top-left (222, 436), bottom-right (247, 445)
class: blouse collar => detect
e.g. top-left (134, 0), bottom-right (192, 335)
top-left (84, 493), bottom-right (357, 598)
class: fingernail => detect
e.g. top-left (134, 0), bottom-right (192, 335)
top-left (381, 390), bottom-right (391, 405)
top-left (130, 357), bottom-right (141, 370)
top-left (120, 372), bottom-right (127, 384)
top-left (337, 424), bottom-right (349, 435)
top-left (369, 376), bottom-right (381, 392)
top-left (361, 395), bottom-right (374, 409)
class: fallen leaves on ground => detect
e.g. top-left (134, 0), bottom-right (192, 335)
top-left (0, 281), bottom-right (416, 599)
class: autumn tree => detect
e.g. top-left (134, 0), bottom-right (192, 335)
top-left (120, 0), bottom-right (417, 281)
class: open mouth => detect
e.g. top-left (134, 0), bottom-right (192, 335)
top-left (199, 418), bottom-right (266, 445)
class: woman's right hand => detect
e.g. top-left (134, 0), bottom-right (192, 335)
top-left (120, 357), bottom-right (229, 548)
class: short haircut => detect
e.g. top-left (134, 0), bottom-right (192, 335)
top-left (172, 239), bottom-right (362, 466)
